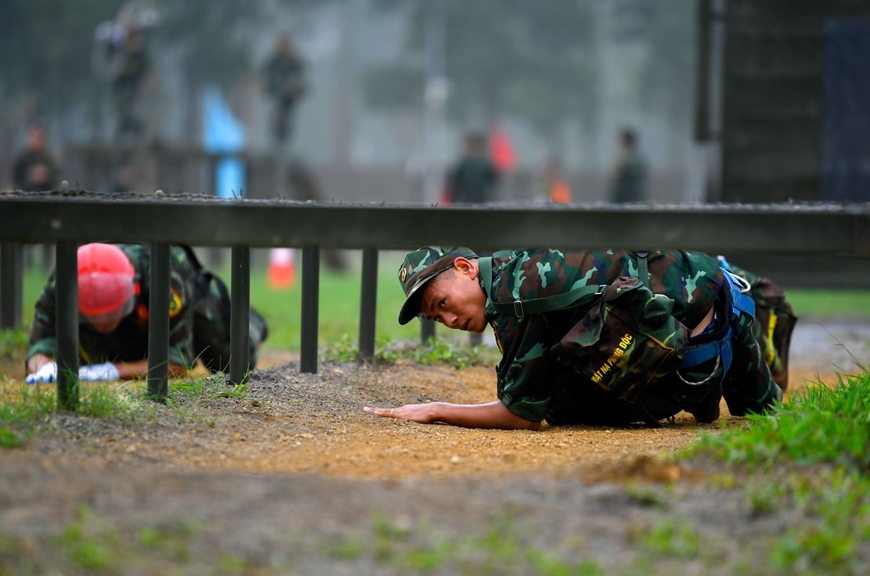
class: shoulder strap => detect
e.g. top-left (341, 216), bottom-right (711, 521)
top-left (178, 244), bottom-right (205, 273)
top-left (480, 256), bottom-right (603, 317)
top-left (479, 256), bottom-right (494, 302)
top-left (635, 251), bottom-right (649, 288)
top-left (490, 284), bottom-right (603, 317)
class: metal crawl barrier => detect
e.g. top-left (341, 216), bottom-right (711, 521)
top-left (1, 191), bottom-right (869, 409)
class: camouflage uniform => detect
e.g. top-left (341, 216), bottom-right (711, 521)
top-left (611, 151), bottom-right (648, 203)
top-left (447, 156), bottom-right (500, 204)
top-left (466, 248), bottom-right (778, 425)
top-left (13, 148), bottom-right (58, 192)
top-left (26, 244), bottom-right (268, 374)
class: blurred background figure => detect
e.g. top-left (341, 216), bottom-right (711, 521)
top-left (109, 162), bottom-right (137, 194)
top-left (536, 157), bottom-right (572, 204)
top-left (444, 133), bottom-right (500, 204)
top-left (13, 123), bottom-right (57, 193)
top-left (13, 123), bottom-right (58, 270)
top-left (610, 128), bottom-right (648, 204)
top-left (93, 2), bottom-right (161, 143)
top-left (262, 32), bottom-right (307, 149)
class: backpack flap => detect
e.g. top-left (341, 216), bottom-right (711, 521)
top-left (548, 276), bottom-right (689, 402)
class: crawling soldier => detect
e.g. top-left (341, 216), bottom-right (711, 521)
top-left (25, 243), bottom-right (267, 383)
top-left (364, 247), bottom-right (785, 429)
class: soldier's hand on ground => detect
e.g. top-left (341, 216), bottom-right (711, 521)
top-left (78, 362), bottom-right (121, 382)
top-left (25, 362), bottom-right (58, 384)
top-left (363, 403), bottom-right (440, 424)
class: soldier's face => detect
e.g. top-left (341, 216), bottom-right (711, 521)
top-left (88, 316), bottom-right (123, 334)
top-left (419, 259), bottom-right (487, 333)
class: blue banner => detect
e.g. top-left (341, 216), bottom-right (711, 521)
top-left (823, 18), bottom-right (870, 202)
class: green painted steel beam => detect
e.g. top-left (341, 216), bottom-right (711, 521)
top-left (0, 195), bottom-right (868, 256)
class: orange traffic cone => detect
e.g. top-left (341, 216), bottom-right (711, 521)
top-left (267, 248), bottom-right (296, 289)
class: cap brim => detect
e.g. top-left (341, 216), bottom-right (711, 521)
top-left (398, 273), bottom-right (435, 325)
top-left (397, 260), bottom-right (457, 325)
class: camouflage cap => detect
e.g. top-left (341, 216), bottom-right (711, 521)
top-left (397, 246), bottom-right (478, 325)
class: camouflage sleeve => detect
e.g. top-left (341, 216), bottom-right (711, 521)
top-left (494, 315), bottom-right (553, 422)
top-left (26, 275), bottom-right (58, 362)
top-left (166, 265), bottom-right (196, 369)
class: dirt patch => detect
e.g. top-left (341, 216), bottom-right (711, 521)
top-left (2, 324), bottom-right (869, 573)
top-left (6, 360), bottom-right (750, 482)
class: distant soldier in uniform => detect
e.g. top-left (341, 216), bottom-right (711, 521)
top-left (94, 3), bottom-right (160, 142)
top-left (25, 243), bottom-right (268, 383)
top-left (13, 123), bottom-right (59, 269)
top-left (364, 246), bottom-right (785, 429)
top-left (610, 128), bottom-right (648, 203)
top-left (13, 124), bottom-right (58, 193)
top-left (262, 32), bottom-right (307, 146)
top-left (110, 27), bottom-right (150, 141)
top-left (444, 133), bottom-right (500, 204)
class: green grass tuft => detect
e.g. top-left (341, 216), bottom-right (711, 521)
top-left (687, 373), bottom-right (870, 470)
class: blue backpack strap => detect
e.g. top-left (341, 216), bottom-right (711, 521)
top-left (723, 269), bottom-right (755, 319)
top-left (679, 324), bottom-right (734, 375)
top-left (679, 267), bottom-right (753, 375)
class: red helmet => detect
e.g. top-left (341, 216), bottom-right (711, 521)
top-left (77, 243), bottom-right (136, 322)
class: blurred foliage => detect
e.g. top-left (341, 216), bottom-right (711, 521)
top-left (366, 0), bottom-right (597, 143)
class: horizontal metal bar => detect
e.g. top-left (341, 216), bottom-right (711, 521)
top-left (0, 195), bottom-right (868, 256)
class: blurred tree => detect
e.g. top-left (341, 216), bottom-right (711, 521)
top-left (364, 0), bottom-right (598, 148)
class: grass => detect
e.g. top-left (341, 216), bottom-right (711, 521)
top-left (682, 371), bottom-right (870, 574)
top-left (687, 372), bottom-right (870, 470)
top-left (0, 505), bottom-right (203, 574)
top-left (0, 374), bottom-right (253, 446)
top-left (321, 512), bottom-right (604, 575)
top-left (784, 289), bottom-right (870, 319)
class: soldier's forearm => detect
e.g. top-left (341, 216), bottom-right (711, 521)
top-left (114, 360), bottom-right (188, 380)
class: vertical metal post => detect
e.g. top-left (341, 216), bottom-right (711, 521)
top-left (358, 247), bottom-right (378, 363)
top-left (55, 241), bottom-right (79, 411)
top-left (229, 245), bottom-right (251, 384)
top-left (0, 244), bottom-right (24, 329)
top-left (695, 0), bottom-right (713, 142)
top-left (147, 242), bottom-right (171, 401)
top-left (421, 319), bottom-right (436, 343)
top-left (300, 245), bottom-right (320, 373)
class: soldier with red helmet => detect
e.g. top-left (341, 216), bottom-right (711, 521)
top-left (25, 243), bottom-right (268, 383)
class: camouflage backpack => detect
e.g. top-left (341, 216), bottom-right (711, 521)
top-left (179, 246), bottom-right (269, 373)
top-left (479, 258), bottom-right (689, 403)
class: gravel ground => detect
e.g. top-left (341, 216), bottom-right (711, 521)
top-left (1, 317), bottom-right (869, 574)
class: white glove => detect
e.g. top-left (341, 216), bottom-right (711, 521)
top-left (78, 362), bottom-right (120, 382)
top-left (25, 362), bottom-right (58, 384)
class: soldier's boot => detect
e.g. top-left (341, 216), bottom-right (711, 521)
top-left (686, 387), bottom-right (722, 424)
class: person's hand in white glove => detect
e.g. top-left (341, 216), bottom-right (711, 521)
top-left (78, 362), bottom-right (121, 382)
top-left (25, 361), bottom-right (58, 384)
